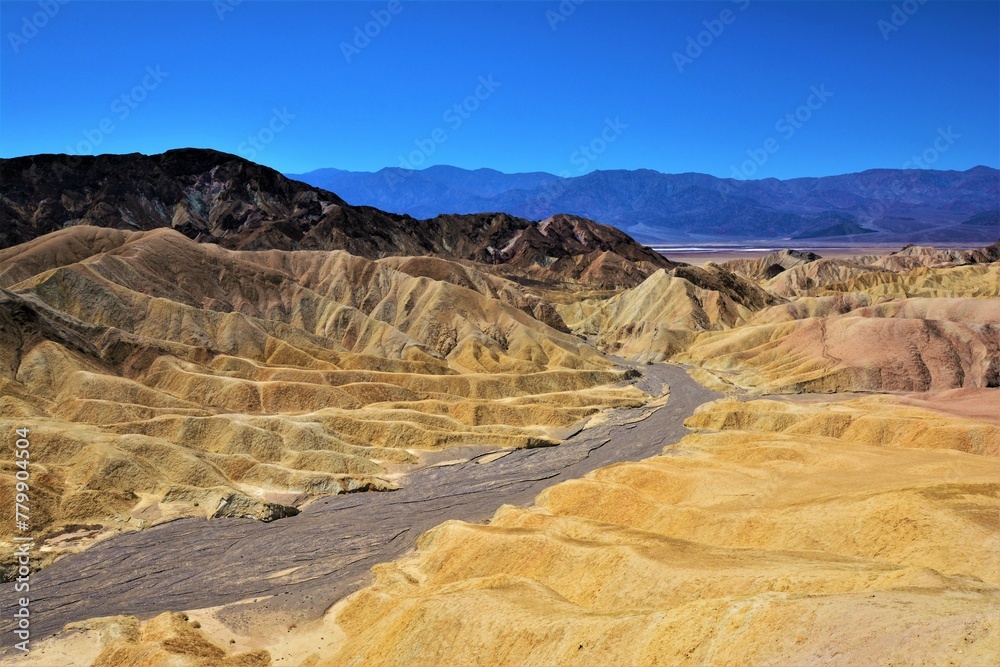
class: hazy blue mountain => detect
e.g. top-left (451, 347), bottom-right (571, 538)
top-left (290, 166), bottom-right (561, 221)
top-left (287, 165), bottom-right (1000, 245)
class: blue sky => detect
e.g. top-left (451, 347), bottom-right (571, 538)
top-left (1, 0), bottom-right (997, 178)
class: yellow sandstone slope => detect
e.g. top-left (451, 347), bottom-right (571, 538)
top-left (259, 395), bottom-right (1000, 667)
top-left (0, 227), bottom-right (646, 569)
top-left (573, 249), bottom-right (999, 393)
top-left (678, 297), bottom-right (1000, 393)
top-left (559, 265), bottom-right (777, 362)
top-left (9, 241), bottom-right (999, 667)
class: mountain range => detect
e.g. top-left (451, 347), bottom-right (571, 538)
top-left (287, 164), bottom-right (1000, 245)
top-left (0, 150), bottom-right (672, 289)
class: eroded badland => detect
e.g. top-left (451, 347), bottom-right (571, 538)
top-left (1, 152), bottom-right (997, 666)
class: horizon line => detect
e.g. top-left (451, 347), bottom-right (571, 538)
top-left (2, 147), bottom-right (998, 184)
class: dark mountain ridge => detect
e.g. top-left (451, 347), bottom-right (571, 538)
top-left (0, 149), bottom-right (673, 289)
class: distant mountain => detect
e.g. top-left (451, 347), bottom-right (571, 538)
top-left (299, 165), bottom-right (560, 208)
top-left (287, 165), bottom-right (1000, 245)
top-left (0, 150), bottom-right (672, 288)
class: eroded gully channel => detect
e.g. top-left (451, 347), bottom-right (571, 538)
top-left (2, 363), bottom-right (719, 645)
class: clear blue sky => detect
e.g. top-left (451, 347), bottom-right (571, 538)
top-left (1, 1), bottom-right (997, 178)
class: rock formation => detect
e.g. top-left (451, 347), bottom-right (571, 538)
top-left (0, 151), bottom-right (674, 289)
top-left (0, 225), bottom-right (648, 573)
